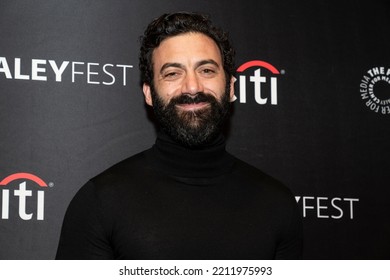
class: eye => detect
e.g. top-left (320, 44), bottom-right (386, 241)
top-left (202, 69), bottom-right (214, 74)
top-left (200, 68), bottom-right (217, 77)
top-left (163, 71), bottom-right (181, 80)
top-left (165, 72), bottom-right (177, 77)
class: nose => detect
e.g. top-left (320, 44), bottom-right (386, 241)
top-left (181, 72), bottom-right (204, 95)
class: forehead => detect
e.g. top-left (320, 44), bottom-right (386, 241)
top-left (152, 32), bottom-right (222, 68)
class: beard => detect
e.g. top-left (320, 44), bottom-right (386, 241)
top-left (151, 85), bottom-right (231, 148)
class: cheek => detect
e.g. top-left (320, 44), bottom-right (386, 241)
top-left (154, 82), bottom-right (182, 102)
top-left (203, 79), bottom-right (226, 96)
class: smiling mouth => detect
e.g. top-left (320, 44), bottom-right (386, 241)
top-left (175, 102), bottom-right (210, 111)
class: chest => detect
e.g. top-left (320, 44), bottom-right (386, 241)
top-left (107, 178), bottom-right (279, 259)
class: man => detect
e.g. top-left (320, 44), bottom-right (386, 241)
top-left (56, 12), bottom-right (302, 259)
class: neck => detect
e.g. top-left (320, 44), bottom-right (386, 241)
top-left (150, 131), bottom-right (234, 178)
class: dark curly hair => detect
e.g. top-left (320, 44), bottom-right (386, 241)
top-left (139, 12), bottom-right (235, 86)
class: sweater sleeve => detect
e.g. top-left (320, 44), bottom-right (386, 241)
top-left (55, 181), bottom-right (114, 260)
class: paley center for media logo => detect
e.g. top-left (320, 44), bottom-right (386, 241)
top-left (0, 173), bottom-right (52, 221)
top-left (360, 66), bottom-right (390, 115)
top-left (236, 60), bottom-right (284, 105)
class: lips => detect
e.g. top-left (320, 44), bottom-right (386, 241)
top-left (180, 93), bottom-right (209, 102)
top-left (176, 102), bottom-right (210, 111)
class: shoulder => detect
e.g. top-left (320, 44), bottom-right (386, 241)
top-left (66, 149), bottom-right (155, 220)
top-left (230, 155), bottom-right (297, 206)
top-left (95, 149), bottom-right (151, 177)
top-left (90, 149), bottom-right (152, 187)
top-left (72, 149), bottom-right (153, 203)
top-left (232, 156), bottom-right (288, 189)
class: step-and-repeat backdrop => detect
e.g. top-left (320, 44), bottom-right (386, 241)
top-left (1, 0), bottom-right (389, 259)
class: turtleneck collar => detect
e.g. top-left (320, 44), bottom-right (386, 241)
top-left (149, 131), bottom-right (235, 178)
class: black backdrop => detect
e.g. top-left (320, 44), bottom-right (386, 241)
top-left (0, 0), bottom-right (389, 259)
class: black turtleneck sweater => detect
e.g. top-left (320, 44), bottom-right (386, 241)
top-left (56, 133), bottom-right (302, 259)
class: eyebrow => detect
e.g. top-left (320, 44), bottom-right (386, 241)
top-left (159, 59), bottom-right (220, 74)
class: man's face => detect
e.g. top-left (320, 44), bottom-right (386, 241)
top-left (143, 32), bottom-right (235, 147)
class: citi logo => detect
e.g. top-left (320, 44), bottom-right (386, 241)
top-left (237, 60), bottom-right (283, 105)
top-left (0, 173), bottom-right (50, 220)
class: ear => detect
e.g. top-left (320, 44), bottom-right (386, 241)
top-left (229, 76), bottom-right (237, 102)
top-left (142, 83), bottom-right (153, 106)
